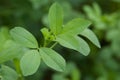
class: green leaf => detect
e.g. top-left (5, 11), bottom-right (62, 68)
top-left (80, 29), bottom-right (101, 48)
top-left (39, 48), bottom-right (66, 72)
top-left (106, 29), bottom-right (119, 41)
top-left (93, 3), bottom-right (101, 16)
top-left (0, 40), bottom-right (24, 63)
top-left (75, 37), bottom-right (91, 56)
top-left (0, 65), bottom-right (18, 80)
top-left (56, 34), bottom-right (90, 56)
top-left (20, 50), bottom-right (41, 76)
top-left (83, 5), bottom-right (96, 20)
top-left (0, 27), bottom-right (10, 51)
top-left (61, 18), bottom-right (91, 35)
top-left (10, 27), bottom-right (38, 48)
top-left (41, 28), bottom-right (50, 40)
top-left (49, 2), bottom-right (63, 34)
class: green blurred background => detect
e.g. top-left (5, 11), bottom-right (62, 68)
top-left (0, 0), bottom-right (120, 80)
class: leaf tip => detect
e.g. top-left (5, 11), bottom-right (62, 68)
top-left (97, 43), bottom-right (101, 48)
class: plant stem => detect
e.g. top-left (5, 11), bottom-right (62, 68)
top-left (13, 59), bottom-right (24, 80)
top-left (50, 42), bottom-right (58, 48)
top-left (43, 40), bottom-right (46, 47)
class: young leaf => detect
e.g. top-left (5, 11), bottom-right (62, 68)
top-left (0, 65), bottom-right (18, 80)
top-left (49, 2), bottom-right (63, 34)
top-left (61, 18), bottom-right (91, 35)
top-left (56, 34), bottom-right (90, 56)
top-left (80, 29), bottom-right (101, 48)
top-left (10, 27), bottom-right (38, 48)
top-left (39, 48), bottom-right (66, 72)
top-left (20, 50), bottom-right (41, 76)
top-left (41, 28), bottom-right (55, 41)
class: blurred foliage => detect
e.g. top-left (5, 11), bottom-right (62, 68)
top-left (0, 0), bottom-right (120, 80)
top-left (83, 2), bottom-right (120, 80)
top-left (52, 62), bottom-right (81, 80)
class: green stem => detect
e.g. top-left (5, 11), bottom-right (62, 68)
top-left (43, 39), bottom-right (58, 49)
top-left (43, 40), bottom-right (50, 47)
top-left (43, 40), bottom-right (47, 47)
top-left (50, 42), bottom-right (58, 48)
top-left (13, 59), bottom-right (24, 80)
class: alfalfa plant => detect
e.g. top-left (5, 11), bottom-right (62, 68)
top-left (0, 2), bottom-right (100, 80)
